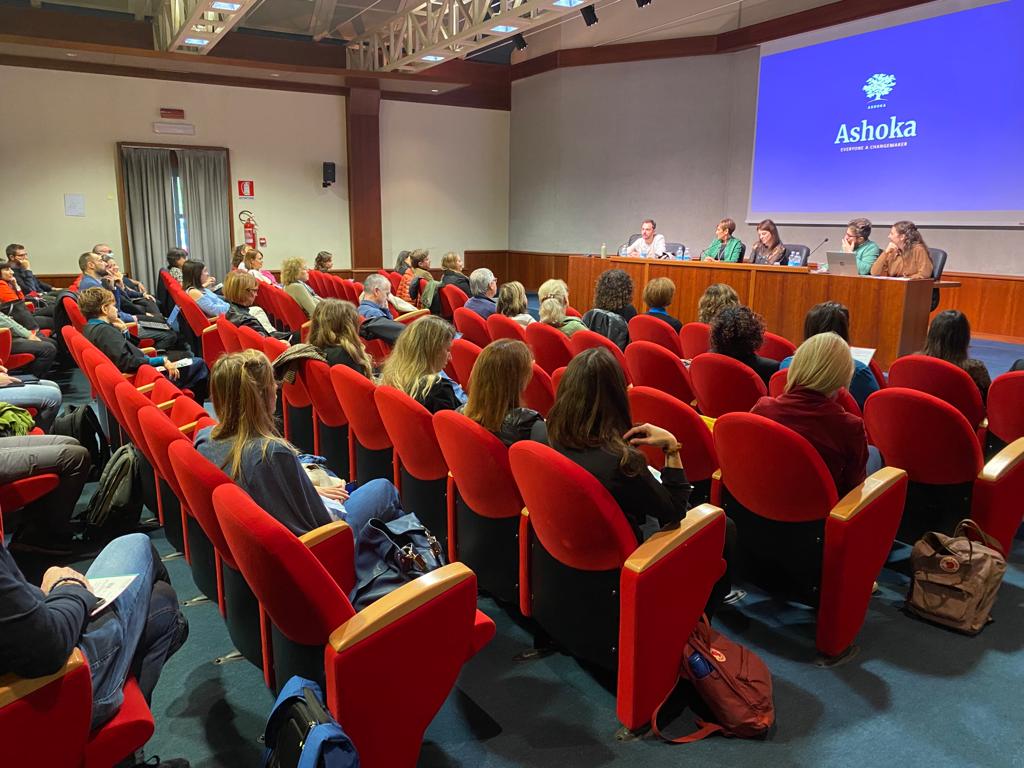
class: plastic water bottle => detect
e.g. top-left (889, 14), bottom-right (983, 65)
top-left (788, 250), bottom-right (801, 267)
top-left (676, 246), bottom-right (684, 260)
top-left (688, 651), bottom-right (713, 679)
top-left (619, 245), bottom-right (628, 258)
top-left (683, 246), bottom-right (691, 261)
top-left (600, 242), bottom-right (607, 258)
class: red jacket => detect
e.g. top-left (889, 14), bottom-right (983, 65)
top-left (0, 280), bottom-right (24, 304)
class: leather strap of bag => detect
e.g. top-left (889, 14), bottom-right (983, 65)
top-left (954, 519), bottom-right (1003, 556)
top-left (650, 613), bottom-right (719, 744)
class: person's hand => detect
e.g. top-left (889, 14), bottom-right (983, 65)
top-left (624, 423), bottom-right (680, 453)
top-left (163, 358), bottom-right (180, 380)
top-left (144, 293), bottom-right (156, 302)
top-left (841, 237), bottom-right (854, 253)
top-left (112, 319), bottom-right (129, 332)
top-left (0, 364), bottom-right (8, 374)
top-left (0, 373), bottom-right (21, 387)
top-left (27, 330), bottom-right (40, 341)
top-left (203, 275), bottom-right (216, 288)
top-left (317, 485), bottom-right (350, 502)
top-left (41, 567), bottom-right (92, 595)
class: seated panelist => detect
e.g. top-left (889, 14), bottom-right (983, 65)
top-left (625, 219), bottom-right (666, 259)
top-left (870, 220), bottom-right (933, 279)
top-left (841, 217), bottom-right (881, 275)
top-left (702, 218), bottom-right (745, 262)
top-left (748, 219), bottom-right (786, 265)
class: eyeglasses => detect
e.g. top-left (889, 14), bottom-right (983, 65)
top-left (245, 287), bottom-right (259, 294)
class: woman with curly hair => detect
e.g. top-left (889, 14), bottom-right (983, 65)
top-left (710, 305), bottom-right (779, 386)
top-left (870, 220), bottom-right (933, 278)
top-left (697, 283), bottom-right (740, 324)
top-left (582, 269), bottom-right (635, 350)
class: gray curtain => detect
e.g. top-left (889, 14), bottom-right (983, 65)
top-left (178, 149), bottom-right (232, 282)
top-left (121, 146), bottom-right (176, 290)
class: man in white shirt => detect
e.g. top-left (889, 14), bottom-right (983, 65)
top-left (625, 219), bottom-right (667, 259)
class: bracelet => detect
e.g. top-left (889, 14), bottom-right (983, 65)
top-left (51, 577), bottom-right (88, 592)
top-left (662, 443), bottom-right (681, 455)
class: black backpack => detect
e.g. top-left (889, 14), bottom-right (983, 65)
top-left (83, 443), bottom-right (142, 533)
top-left (52, 405), bottom-right (110, 481)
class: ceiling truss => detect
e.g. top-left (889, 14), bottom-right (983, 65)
top-left (154, 0), bottom-right (257, 54)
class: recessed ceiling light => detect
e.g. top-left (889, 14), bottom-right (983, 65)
top-left (184, 37), bottom-right (210, 46)
top-left (421, 54), bottom-right (444, 62)
top-left (553, 0), bottom-right (584, 7)
top-left (65, 52), bottom-right (78, 57)
top-left (211, 1), bottom-right (241, 9)
top-left (490, 24), bottom-right (517, 33)
top-left (270, 73), bottom-right (280, 77)
top-left (430, 88), bottom-right (439, 93)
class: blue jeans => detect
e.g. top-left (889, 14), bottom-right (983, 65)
top-left (81, 534), bottom-right (184, 730)
top-left (0, 379), bottom-right (61, 432)
top-left (337, 478), bottom-right (404, 542)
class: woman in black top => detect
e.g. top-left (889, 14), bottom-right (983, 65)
top-left (379, 315), bottom-right (465, 413)
top-left (642, 276), bottom-right (683, 331)
top-left (710, 305), bottom-right (779, 387)
top-left (460, 339), bottom-right (545, 446)
top-left (307, 299), bottom-right (374, 377)
top-left (593, 268), bottom-right (637, 322)
top-left (439, 252), bottom-right (471, 297)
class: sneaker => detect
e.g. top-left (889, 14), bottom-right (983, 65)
top-left (722, 589), bottom-right (747, 607)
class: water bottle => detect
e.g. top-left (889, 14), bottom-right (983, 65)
top-left (683, 246), bottom-right (691, 261)
top-left (676, 246), bottom-right (683, 260)
top-left (619, 245), bottom-right (628, 258)
top-left (788, 250), bottom-right (801, 267)
top-left (688, 651), bottom-right (713, 679)
top-left (600, 242), bottom-right (607, 258)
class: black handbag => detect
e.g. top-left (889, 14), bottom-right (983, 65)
top-left (349, 513), bottom-right (445, 611)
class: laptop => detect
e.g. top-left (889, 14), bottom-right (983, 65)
top-left (824, 251), bottom-right (859, 276)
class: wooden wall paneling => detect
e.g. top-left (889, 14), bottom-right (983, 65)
top-left (346, 88), bottom-right (383, 271)
top-left (464, 250), bottom-right (510, 286)
top-left (508, 252), bottom-right (571, 292)
top-left (748, 269), bottom-right (829, 344)
top-left (930, 272), bottom-right (1024, 340)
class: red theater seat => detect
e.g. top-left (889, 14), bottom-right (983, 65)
top-left (450, 338), bottom-right (482, 391)
top-left (628, 314), bottom-right (683, 356)
top-left (509, 440), bottom-right (726, 733)
top-left (330, 365), bottom-right (393, 485)
top-left (439, 284), bottom-right (468, 320)
top-left (756, 331), bottom-right (797, 362)
top-left (570, 330), bottom-right (632, 385)
top-left (988, 371), bottom-right (1024, 445)
top-left (522, 363), bottom-right (554, 417)
top-left (888, 355), bottom-right (986, 440)
top-left (679, 322), bottom-right (710, 359)
top-left (216, 315), bottom-right (242, 354)
top-left (624, 341), bottom-right (694, 405)
top-left (487, 313), bottom-right (526, 342)
top-left (454, 307), bottom-right (491, 348)
top-left (302, 359), bottom-right (351, 478)
top-left (525, 321), bottom-right (573, 375)
top-left (713, 412), bottom-right (907, 660)
top-left (689, 353), bottom-right (767, 417)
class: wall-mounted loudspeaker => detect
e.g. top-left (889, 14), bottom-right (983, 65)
top-left (322, 162), bottom-right (336, 188)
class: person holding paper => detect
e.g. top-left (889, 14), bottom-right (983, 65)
top-left (625, 219), bottom-right (666, 259)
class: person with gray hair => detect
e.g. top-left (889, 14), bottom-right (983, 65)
top-left (465, 268), bottom-right (498, 320)
top-left (359, 273), bottom-right (394, 321)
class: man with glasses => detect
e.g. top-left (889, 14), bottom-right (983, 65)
top-left (841, 218), bottom-right (881, 275)
top-left (465, 268), bottom-right (498, 320)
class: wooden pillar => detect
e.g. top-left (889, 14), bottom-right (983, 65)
top-left (346, 87), bottom-right (383, 275)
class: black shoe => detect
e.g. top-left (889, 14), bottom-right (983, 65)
top-left (128, 756), bottom-right (190, 768)
top-left (8, 535), bottom-right (74, 557)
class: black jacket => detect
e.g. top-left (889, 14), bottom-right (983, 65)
top-left (83, 319), bottom-right (154, 373)
top-left (323, 345), bottom-right (371, 377)
top-left (440, 271), bottom-right (471, 297)
top-left (732, 352), bottom-right (780, 388)
top-left (418, 377), bottom-right (462, 414)
top-left (646, 309), bottom-right (683, 332)
top-left (226, 303), bottom-right (270, 335)
top-left (12, 266), bottom-right (51, 295)
top-left (582, 308), bottom-right (630, 351)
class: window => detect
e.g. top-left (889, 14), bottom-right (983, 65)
top-left (172, 172), bottom-right (189, 251)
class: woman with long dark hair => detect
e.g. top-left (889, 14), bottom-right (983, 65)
top-left (921, 310), bottom-right (991, 400)
top-left (461, 339), bottom-right (544, 446)
top-left (749, 219), bottom-right (785, 265)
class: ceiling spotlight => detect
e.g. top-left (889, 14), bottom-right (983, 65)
top-left (512, 33), bottom-right (528, 51)
top-left (581, 4), bottom-right (598, 25)
top-left (636, 0), bottom-right (653, 6)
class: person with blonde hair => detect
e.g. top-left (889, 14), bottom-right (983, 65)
top-left (281, 257), bottom-right (322, 318)
top-left (696, 283), bottom-right (740, 324)
top-left (461, 339), bottom-right (545, 446)
top-left (642, 276), bottom-right (682, 331)
top-left (496, 281), bottom-right (535, 327)
top-left (308, 299), bottom-right (373, 378)
top-left (223, 270), bottom-right (281, 337)
top-left (751, 332), bottom-right (872, 495)
top-left (536, 278), bottom-right (585, 337)
top-left (379, 315), bottom-right (464, 413)
top-left (440, 251), bottom-right (471, 296)
top-left (195, 349), bottom-right (404, 539)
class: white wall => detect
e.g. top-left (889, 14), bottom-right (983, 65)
top-left (0, 65), bottom-right (349, 275)
top-left (509, 52), bottom-right (1023, 275)
top-left (380, 100), bottom-right (509, 267)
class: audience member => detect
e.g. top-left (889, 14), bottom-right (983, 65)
top-left (440, 252), bottom-right (471, 296)
top-left (6, 244), bottom-right (53, 294)
top-left (79, 287), bottom-right (209, 401)
top-left (461, 339), bottom-right (544, 446)
top-left (921, 310), bottom-right (991, 401)
top-left (397, 250), bottom-right (432, 304)
top-left (842, 217), bottom-right (881, 275)
top-left (710, 305), bottom-right (779, 386)
top-left (394, 250), bottom-right (412, 275)
top-left (314, 251), bottom-right (334, 272)
top-left (308, 299), bottom-right (373, 377)
top-left (281, 258), bottom-right (322, 318)
top-left (749, 219), bottom-right (786, 265)
top-left (0, 261), bottom-right (48, 331)
top-left (642, 276), bottom-right (682, 331)
top-left (166, 248), bottom-right (187, 284)
top-left (778, 301), bottom-right (878, 409)
top-left (696, 283), bottom-right (740, 324)
top-left (242, 249), bottom-right (278, 286)
top-left (0, 435), bottom-right (90, 556)
top-left (92, 245), bottom-right (156, 301)
top-left (195, 350), bottom-right (403, 541)
top-left (870, 220), bottom-right (934, 278)
top-left (582, 269), bottom-right (633, 350)
top-left (181, 260), bottom-right (229, 318)
top-left (359, 274), bottom-right (395, 321)
top-left (0, 365), bottom-right (62, 432)
top-left (702, 218), bottom-right (745, 262)
top-left (380, 315), bottom-right (465, 413)
top-left (496, 281), bottom-right (534, 327)
top-left (537, 278), bottom-right (586, 337)
top-left (231, 244), bottom-right (253, 272)
top-left (752, 332), bottom-right (875, 495)
top-left (0, 532), bottom-right (189, 741)
top-left (105, 258), bottom-right (163, 318)
top-left (465, 268), bottom-right (498, 320)
top-left (0, 312), bottom-right (56, 378)
top-left (222, 271), bottom-right (288, 340)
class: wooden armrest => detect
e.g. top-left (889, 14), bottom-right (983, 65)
top-left (396, 309), bottom-right (429, 324)
top-left (978, 437), bottom-right (1024, 483)
top-left (624, 504), bottom-right (723, 574)
top-left (0, 649), bottom-right (85, 709)
top-left (156, 399), bottom-right (175, 411)
top-left (299, 520), bottom-right (351, 549)
top-left (712, 469), bottom-right (722, 482)
top-left (829, 466), bottom-right (908, 522)
top-left (177, 420), bottom-right (199, 434)
top-left (520, 507), bottom-right (529, 519)
top-left (141, 347), bottom-right (156, 356)
top-left (125, 322), bottom-right (138, 333)
top-left (328, 562), bottom-right (474, 653)
top-left (301, 321), bottom-right (312, 330)
top-left (136, 382), bottom-right (156, 394)
top-left (202, 323), bottom-right (219, 335)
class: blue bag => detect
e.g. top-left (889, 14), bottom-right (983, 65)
top-left (349, 512), bottom-right (446, 611)
top-left (262, 676), bottom-right (359, 768)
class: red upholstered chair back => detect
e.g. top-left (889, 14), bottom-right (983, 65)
top-left (303, 360), bottom-right (348, 428)
top-left (450, 339), bottom-right (481, 391)
top-left (487, 313), bottom-right (527, 342)
top-left (236, 324), bottom-right (266, 353)
top-left (624, 341), bottom-right (695, 404)
top-left (374, 386), bottom-right (448, 481)
top-left (768, 368), bottom-right (862, 417)
top-left (351, 281), bottom-right (364, 298)
top-left (216, 315), bottom-right (242, 354)
top-left (715, 412), bottom-right (838, 521)
top-left (214, 484), bottom-right (355, 646)
top-left (628, 315), bottom-right (683, 356)
top-left (112, 380), bottom-right (152, 450)
top-left (570, 329), bottom-right (632, 384)
top-left (252, 280), bottom-right (278, 320)
top-left (433, 410), bottom-right (523, 520)
top-left (525, 321), bottom-right (573, 374)
top-left (522, 363), bottom-right (554, 417)
top-left (453, 307), bottom-right (491, 348)
top-left (688, 353), bottom-right (768, 417)
top-left (271, 286), bottom-right (309, 332)
top-left (679, 322), bottom-right (710, 359)
top-left (330, 365), bottom-right (392, 451)
top-left (888, 355), bottom-right (985, 428)
top-left (169, 440), bottom-right (236, 568)
top-left (756, 331), bottom-right (797, 362)
top-left (93, 361), bottom-right (130, 428)
top-left (551, 366), bottom-right (567, 393)
top-left (387, 271), bottom-right (402, 293)
top-left (509, 441), bottom-right (636, 571)
top-left (439, 285), bottom-right (468, 319)
top-left (863, 388), bottom-right (983, 484)
top-left (138, 407), bottom-right (189, 501)
top-left (988, 371), bottom-right (1024, 443)
top-left (628, 386), bottom-right (717, 480)
top-left (62, 295), bottom-right (87, 331)
top-left (566, 305), bottom-right (582, 318)
top-left (868, 359), bottom-right (887, 389)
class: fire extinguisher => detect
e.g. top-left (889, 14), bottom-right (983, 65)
top-left (239, 210), bottom-right (258, 248)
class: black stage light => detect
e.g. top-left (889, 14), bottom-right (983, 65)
top-left (512, 33), bottom-right (528, 50)
top-left (581, 4), bottom-right (598, 26)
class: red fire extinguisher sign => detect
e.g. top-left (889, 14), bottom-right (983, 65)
top-left (238, 180), bottom-right (254, 198)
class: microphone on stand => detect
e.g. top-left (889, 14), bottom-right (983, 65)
top-left (809, 237), bottom-right (830, 256)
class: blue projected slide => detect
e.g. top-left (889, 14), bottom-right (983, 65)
top-left (748, 0), bottom-right (1024, 225)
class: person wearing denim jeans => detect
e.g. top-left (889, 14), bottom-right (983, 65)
top-left (0, 373), bottom-right (62, 432)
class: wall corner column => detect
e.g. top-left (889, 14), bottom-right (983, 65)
top-left (346, 87), bottom-right (383, 273)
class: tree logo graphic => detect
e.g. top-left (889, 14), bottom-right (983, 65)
top-left (863, 73), bottom-right (896, 102)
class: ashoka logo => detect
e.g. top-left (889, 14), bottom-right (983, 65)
top-left (864, 73), bottom-right (895, 108)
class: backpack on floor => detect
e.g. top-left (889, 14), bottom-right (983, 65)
top-left (52, 404), bottom-right (110, 480)
top-left (83, 443), bottom-right (142, 532)
top-left (263, 676), bottom-right (359, 768)
top-left (652, 615), bottom-right (775, 743)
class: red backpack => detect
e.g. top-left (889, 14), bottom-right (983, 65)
top-left (652, 616), bottom-right (775, 742)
